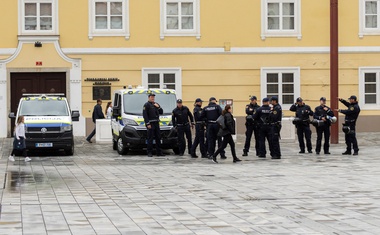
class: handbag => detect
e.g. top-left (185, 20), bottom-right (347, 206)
top-left (216, 115), bottom-right (226, 130)
top-left (13, 137), bottom-right (26, 150)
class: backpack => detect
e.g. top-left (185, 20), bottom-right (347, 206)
top-left (216, 115), bottom-right (226, 129)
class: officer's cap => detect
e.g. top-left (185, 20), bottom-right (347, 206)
top-left (296, 97), bottom-right (303, 102)
top-left (250, 96), bottom-right (257, 101)
top-left (195, 98), bottom-right (203, 103)
top-left (270, 96), bottom-right (278, 101)
top-left (148, 93), bottom-right (156, 97)
top-left (348, 95), bottom-right (357, 101)
top-left (209, 97), bottom-right (217, 102)
top-left (262, 97), bottom-right (270, 102)
top-left (320, 97), bottom-right (326, 101)
top-left (177, 99), bottom-right (183, 103)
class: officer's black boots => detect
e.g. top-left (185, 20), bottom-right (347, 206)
top-left (342, 151), bottom-right (351, 155)
top-left (353, 152), bottom-right (359, 156)
top-left (242, 151), bottom-right (248, 156)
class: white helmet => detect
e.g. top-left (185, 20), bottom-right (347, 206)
top-left (329, 116), bottom-right (337, 123)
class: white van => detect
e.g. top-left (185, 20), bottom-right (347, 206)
top-left (9, 94), bottom-right (80, 155)
top-left (111, 87), bottom-right (179, 155)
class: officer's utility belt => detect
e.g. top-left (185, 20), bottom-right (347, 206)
top-left (149, 119), bottom-right (159, 123)
top-left (195, 121), bottom-right (204, 124)
top-left (177, 123), bottom-right (189, 126)
top-left (208, 121), bottom-right (217, 123)
top-left (345, 119), bottom-right (356, 123)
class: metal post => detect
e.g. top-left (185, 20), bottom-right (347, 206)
top-left (330, 0), bottom-right (339, 144)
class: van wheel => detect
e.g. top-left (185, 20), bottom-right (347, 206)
top-left (112, 139), bottom-right (117, 150)
top-left (65, 144), bottom-right (74, 156)
top-left (117, 137), bottom-right (129, 155)
top-left (173, 147), bottom-right (180, 155)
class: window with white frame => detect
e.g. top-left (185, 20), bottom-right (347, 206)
top-left (261, 0), bottom-right (301, 40)
top-left (160, 0), bottom-right (200, 39)
top-left (89, 0), bottom-right (130, 39)
top-left (359, 0), bottom-right (380, 37)
top-left (261, 68), bottom-right (300, 107)
top-left (359, 68), bottom-right (380, 108)
top-left (19, 0), bottom-right (58, 35)
top-left (142, 69), bottom-right (182, 98)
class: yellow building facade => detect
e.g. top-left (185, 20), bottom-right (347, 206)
top-left (1, 0), bottom-right (380, 137)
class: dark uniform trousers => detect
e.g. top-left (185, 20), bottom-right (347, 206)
top-left (147, 122), bottom-right (162, 155)
top-left (345, 122), bottom-right (359, 153)
top-left (296, 123), bottom-right (312, 152)
top-left (270, 124), bottom-right (281, 157)
top-left (316, 125), bottom-right (330, 153)
top-left (207, 123), bottom-right (219, 156)
top-left (191, 124), bottom-right (206, 156)
top-left (258, 125), bottom-right (271, 157)
top-left (177, 124), bottom-right (192, 154)
top-left (244, 124), bottom-right (259, 155)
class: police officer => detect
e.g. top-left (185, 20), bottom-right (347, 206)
top-left (143, 93), bottom-right (165, 157)
top-left (172, 99), bottom-right (194, 156)
top-left (190, 98), bottom-right (207, 158)
top-left (243, 96), bottom-right (260, 156)
top-left (290, 97), bottom-right (314, 153)
top-left (200, 97), bottom-right (222, 158)
top-left (313, 97), bottom-right (335, 154)
top-left (337, 95), bottom-right (361, 155)
top-left (270, 96), bottom-right (282, 159)
top-left (252, 98), bottom-right (272, 158)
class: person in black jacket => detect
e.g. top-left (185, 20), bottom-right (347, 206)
top-left (290, 97), bottom-right (314, 153)
top-left (172, 99), bottom-right (194, 156)
top-left (190, 98), bottom-right (207, 158)
top-left (211, 105), bottom-right (241, 163)
top-left (337, 95), bottom-right (361, 155)
top-left (313, 97), bottom-right (335, 154)
top-left (86, 99), bottom-right (105, 143)
top-left (242, 96), bottom-right (260, 156)
top-left (143, 93), bottom-right (165, 157)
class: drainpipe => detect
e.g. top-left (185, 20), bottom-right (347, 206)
top-left (330, 0), bottom-right (339, 144)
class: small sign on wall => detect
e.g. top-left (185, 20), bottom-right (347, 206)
top-left (93, 86), bottom-right (111, 100)
top-left (219, 99), bottom-right (233, 111)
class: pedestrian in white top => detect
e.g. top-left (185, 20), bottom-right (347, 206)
top-left (105, 102), bottom-right (113, 119)
top-left (9, 116), bottom-right (31, 162)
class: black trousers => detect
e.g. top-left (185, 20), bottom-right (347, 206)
top-left (191, 124), bottom-right (206, 156)
top-left (270, 125), bottom-right (281, 158)
top-left (258, 125), bottom-right (271, 157)
top-left (296, 124), bottom-right (312, 152)
top-left (147, 122), bottom-right (162, 155)
top-left (316, 125), bottom-right (330, 153)
top-left (213, 134), bottom-right (236, 159)
top-left (206, 123), bottom-right (219, 156)
top-left (345, 124), bottom-right (359, 153)
top-left (177, 124), bottom-right (192, 154)
top-left (243, 124), bottom-right (259, 155)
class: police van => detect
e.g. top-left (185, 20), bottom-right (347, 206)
top-left (9, 94), bottom-right (80, 155)
top-left (111, 86), bottom-right (179, 155)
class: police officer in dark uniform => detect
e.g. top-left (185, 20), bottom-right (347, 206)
top-left (190, 98), bottom-right (207, 158)
top-left (172, 99), bottom-right (194, 156)
top-left (200, 97), bottom-right (222, 158)
top-left (337, 95), bottom-right (361, 155)
top-left (143, 93), bottom-right (165, 157)
top-left (243, 96), bottom-right (260, 156)
top-left (270, 96), bottom-right (282, 159)
top-left (290, 97), bottom-right (314, 153)
top-left (313, 97), bottom-right (335, 154)
top-left (252, 98), bottom-right (272, 158)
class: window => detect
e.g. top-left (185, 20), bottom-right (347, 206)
top-left (359, 0), bottom-right (380, 37)
top-left (261, 68), bottom-right (300, 107)
top-left (261, 0), bottom-right (301, 40)
top-left (142, 68), bottom-right (182, 98)
top-left (19, 0), bottom-right (58, 35)
top-left (359, 68), bottom-right (380, 108)
top-left (89, 0), bottom-right (130, 39)
top-left (160, 0), bottom-right (200, 39)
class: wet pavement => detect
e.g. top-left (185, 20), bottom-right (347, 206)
top-left (0, 133), bottom-right (380, 235)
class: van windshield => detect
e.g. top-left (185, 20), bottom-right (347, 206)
top-left (123, 93), bottom-right (176, 115)
top-left (19, 100), bottom-right (69, 116)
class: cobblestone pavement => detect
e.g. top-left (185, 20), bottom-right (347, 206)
top-left (0, 133), bottom-right (380, 235)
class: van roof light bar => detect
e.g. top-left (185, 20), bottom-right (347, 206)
top-left (22, 93), bottom-right (65, 97)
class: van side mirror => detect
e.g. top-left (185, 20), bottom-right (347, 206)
top-left (8, 112), bottom-right (16, 119)
top-left (71, 111), bottom-right (80, 121)
top-left (113, 107), bottom-right (121, 117)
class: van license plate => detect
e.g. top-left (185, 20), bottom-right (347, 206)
top-left (35, 143), bottom-right (53, 147)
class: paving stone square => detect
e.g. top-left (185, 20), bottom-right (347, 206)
top-left (1, 133), bottom-right (380, 234)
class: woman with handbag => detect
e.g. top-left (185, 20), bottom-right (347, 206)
top-left (9, 116), bottom-right (31, 162)
top-left (212, 105), bottom-right (242, 164)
